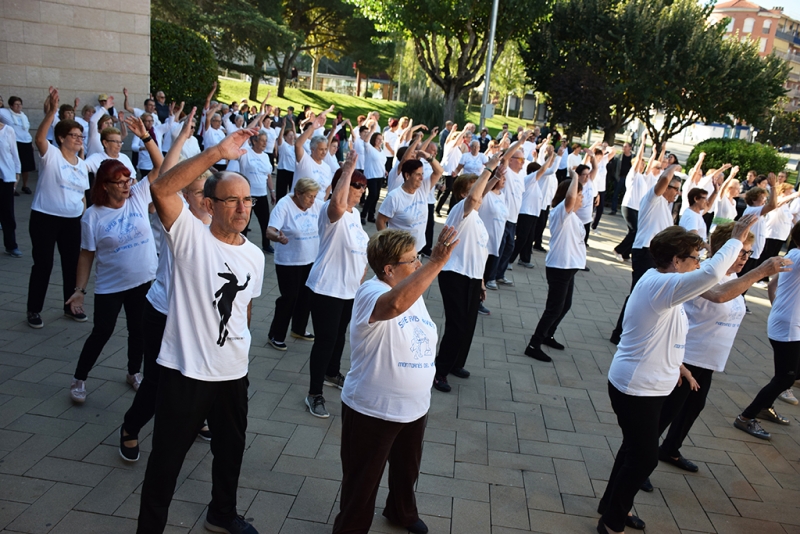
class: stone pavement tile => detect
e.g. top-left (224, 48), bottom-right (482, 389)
top-left (586, 389), bottom-right (613, 414)
top-left (246, 391), bottom-right (283, 419)
top-left (774, 466), bottom-right (800, 491)
top-left (732, 498), bottom-right (800, 527)
top-left (457, 379), bottom-right (487, 409)
top-left (11, 359), bottom-right (70, 384)
top-left (518, 440), bottom-right (582, 462)
top-left (685, 476), bottom-right (739, 516)
top-left (48, 509), bottom-right (134, 533)
top-left (458, 407), bottom-right (515, 426)
top-left (514, 412), bottom-right (547, 443)
top-left (572, 420), bottom-right (621, 438)
top-left (483, 376), bottom-right (515, 403)
top-left (0, 397), bottom-right (42, 428)
top-left (278, 517), bottom-right (333, 533)
top-left (566, 398), bottom-right (599, 424)
top-left (0, 474), bottom-right (54, 504)
top-left (75, 467), bottom-right (142, 515)
top-left (661, 486), bottom-right (715, 532)
top-left (727, 451), bottom-right (780, 488)
top-left (494, 527), bottom-right (537, 534)
top-left (536, 385), bottom-right (590, 401)
top-left (526, 509), bottom-right (597, 533)
top-left (416, 474), bottom-right (489, 502)
top-left (7, 481), bottom-right (90, 534)
top-left (246, 417), bottom-right (297, 439)
top-left (523, 471), bottom-right (564, 514)
top-left (707, 512), bottom-right (786, 534)
top-left (561, 494), bottom-right (600, 518)
top-left (580, 447), bottom-right (613, 481)
top-left (24, 456), bottom-right (112, 487)
top-left (546, 430), bottom-right (609, 450)
top-left (420, 442), bottom-right (455, 478)
top-left (628, 502), bottom-right (681, 533)
top-left (0, 429), bottom-right (31, 452)
top-left (679, 445), bottom-right (735, 466)
top-left (490, 485), bottom-right (529, 530)
top-left (764, 434), bottom-right (800, 468)
top-left (423, 427), bottom-right (455, 446)
top-left (244, 491), bottom-right (294, 534)
top-left (553, 458), bottom-right (594, 497)
top-left (488, 451), bottom-right (553, 474)
top-left (451, 498), bottom-right (490, 534)
top-left (6, 414), bottom-right (83, 439)
top-left (689, 434), bottom-right (753, 454)
top-left (288, 477), bottom-right (340, 524)
top-left (706, 463), bottom-right (760, 501)
top-left (413, 492), bottom-right (451, 520)
top-left (454, 424), bottom-right (488, 465)
top-left (0, 435), bottom-right (62, 476)
top-left (282, 425), bottom-right (326, 459)
top-left (487, 422), bottom-right (519, 453)
top-left (272, 454), bottom-right (342, 482)
top-left (541, 406), bottom-right (573, 432)
top-left (48, 423), bottom-right (116, 462)
top-left (0, 500), bottom-right (28, 530)
top-left (454, 462), bottom-right (524, 487)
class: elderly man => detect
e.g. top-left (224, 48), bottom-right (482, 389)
top-left (137, 123), bottom-right (264, 534)
top-left (123, 88), bottom-right (161, 126)
top-left (154, 90), bottom-right (170, 123)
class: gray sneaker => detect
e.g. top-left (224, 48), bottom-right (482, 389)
top-left (323, 373), bottom-right (345, 389)
top-left (733, 416), bottom-right (771, 439)
top-left (496, 278), bottom-right (515, 286)
top-left (305, 395), bottom-right (330, 418)
top-left (485, 280), bottom-right (498, 290)
top-left (517, 261), bottom-right (535, 269)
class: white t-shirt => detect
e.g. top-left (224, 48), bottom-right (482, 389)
top-left (682, 273), bottom-right (746, 372)
top-left (441, 200), bottom-right (489, 280)
top-left (261, 127), bottom-right (278, 153)
top-left (478, 191), bottom-right (508, 256)
top-left (576, 179), bottom-right (595, 225)
top-left (342, 277), bottom-right (437, 423)
top-left (679, 209), bottom-right (707, 241)
top-left (277, 142), bottom-right (296, 171)
top-left (768, 248), bottom-right (800, 342)
top-left (503, 168), bottom-right (526, 224)
top-left (0, 126), bottom-right (20, 182)
top-left (633, 187), bottom-right (673, 249)
top-left (203, 127), bottom-right (227, 165)
top-left (268, 196), bottom-right (322, 266)
top-left (239, 148), bottom-right (272, 197)
top-left (621, 171), bottom-right (647, 210)
top-left (608, 239), bottom-right (742, 396)
top-left (382, 130), bottom-right (398, 158)
top-left (158, 205), bottom-right (265, 381)
top-left (442, 144), bottom-right (462, 175)
top-left (293, 150), bottom-right (332, 202)
top-left (378, 185), bottom-right (429, 252)
top-left (324, 151), bottom-right (340, 176)
top-left (387, 164), bottom-right (402, 192)
top-left (540, 173), bottom-right (558, 211)
top-left (714, 196), bottom-right (737, 222)
top-left (743, 205), bottom-right (766, 258)
top-left (306, 205), bottom-right (369, 300)
top-left (31, 147), bottom-right (90, 218)
top-left (80, 179), bottom-right (157, 294)
top-left (352, 134), bottom-right (366, 169)
top-left (0, 109), bottom-right (32, 143)
top-left (519, 170), bottom-right (544, 217)
top-left (594, 157), bottom-right (609, 192)
top-left (84, 152), bottom-right (137, 180)
top-left (363, 140), bottom-right (385, 179)
top-left (459, 152), bottom-right (487, 175)
top-left (765, 203), bottom-right (793, 241)
top-left (546, 203), bottom-right (586, 269)
top-left (567, 153), bottom-right (582, 171)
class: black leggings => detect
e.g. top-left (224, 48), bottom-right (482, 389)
top-left (435, 271), bottom-right (481, 378)
top-left (364, 178), bottom-right (382, 219)
top-left (510, 213), bottom-right (538, 264)
top-left (615, 206), bottom-right (638, 259)
top-left (591, 191), bottom-right (606, 230)
top-left (532, 207), bottom-right (550, 249)
top-left (27, 210), bottom-right (81, 314)
top-left (435, 176), bottom-right (455, 214)
top-left (742, 339), bottom-right (800, 419)
top-left (73, 282), bottom-right (150, 381)
top-left (659, 364), bottom-right (715, 457)
top-left (308, 292), bottom-right (353, 395)
top-left (268, 263), bottom-right (313, 342)
top-left (529, 267), bottom-right (577, 348)
top-left (276, 169), bottom-right (294, 201)
top-left (245, 194), bottom-right (270, 249)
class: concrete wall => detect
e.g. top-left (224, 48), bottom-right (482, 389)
top-left (0, 0), bottom-right (151, 131)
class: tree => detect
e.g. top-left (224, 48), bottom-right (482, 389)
top-left (349, 0), bottom-right (547, 121)
top-left (491, 41), bottom-right (529, 117)
top-left (754, 105), bottom-right (800, 148)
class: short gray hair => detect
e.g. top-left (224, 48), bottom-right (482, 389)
top-left (309, 135), bottom-right (327, 152)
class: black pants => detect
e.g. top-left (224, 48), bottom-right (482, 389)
top-left (761, 238), bottom-right (785, 264)
top-left (529, 268), bottom-right (577, 348)
top-left (555, 168), bottom-right (568, 182)
top-left (494, 221), bottom-right (516, 279)
top-left (276, 169), bottom-right (294, 201)
top-left (510, 213), bottom-right (538, 264)
top-left (385, 156), bottom-right (394, 174)
top-left (610, 177), bottom-right (626, 214)
top-left (308, 292), bottom-right (353, 395)
top-left (533, 207), bottom-right (550, 249)
top-left (483, 255), bottom-right (498, 283)
top-left (611, 247), bottom-right (653, 339)
top-left (591, 191), bottom-right (606, 230)
top-left (269, 263), bottom-right (313, 342)
top-left (27, 210), bottom-right (81, 314)
top-left (435, 271), bottom-right (481, 378)
top-left (600, 382), bottom-right (666, 533)
top-left (660, 364), bottom-right (715, 458)
top-left (737, 255), bottom-right (759, 298)
top-left (73, 282), bottom-right (150, 381)
top-left (245, 194), bottom-right (270, 250)
top-left (0, 181), bottom-right (17, 251)
top-left (364, 178), bottom-right (382, 220)
top-left (123, 300), bottom-right (167, 437)
top-left (333, 404), bottom-right (426, 533)
top-left (137, 367), bottom-right (248, 534)
top-left (583, 222), bottom-right (590, 246)
top-left (703, 211), bottom-right (714, 235)
top-left (614, 206), bottom-right (638, 259)
top-left (420, 204), bottom-right (434, 256)
top-left (435, 176), bottom-right (455, 214)
top-left (742, 339), bottom-right (800, 419)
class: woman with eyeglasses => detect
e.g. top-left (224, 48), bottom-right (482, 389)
top-left (26, 88), bottom-right (90, 330)
top-left (66, 115), bottom-right (163, 404)
top-left (84, 127), bottom-right (137, 180)
top-left (597, 215), bottom-right (758, 534)
top-left (0, 95), bottom-right (35, 195)
top-left (304, 152), bottom-right (369, 418)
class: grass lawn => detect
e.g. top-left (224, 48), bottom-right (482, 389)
top-left (218, 78), bottom-right (532, 137)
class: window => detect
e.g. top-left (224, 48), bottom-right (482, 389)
top-left (763, 20), bottom-right (771, 34)
top-left (726, 18), bottom-right (734, 32)
top-left (759, 37), bottom-right (767, 53)
top-left (743, 18), bottom-right (755, 33)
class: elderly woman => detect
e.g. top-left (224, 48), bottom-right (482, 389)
top-left (67, 116), bottom-right (163, 403)
top-left (453, 140), bottom-right (488, 176)
top-left (478, 165), bottom-right (508, 316)
top-left (84, 127), bottom-right (137, 180)
top-left (132, 113), bottom-right (170, 179)
top-left (362, 131), bottom-right (387, 223)
top-left (734, 222), bottom-right (800, 439)
top-left (87, 97), bottom-right (127, 157)
top-left (266, 178), bottom-right (322, 350)
top-left (304, 152), bottom-right (369, 418)
top-left (0, 119), bottom-right (21, 257)
top-left (276, 117), bottom-right (296, 200)
top-left (203, 104), bottom-right (228, 171)
top-left (597, 215), bottom-right (757, 534)
top-left (433, 155), bottom-right (500, 392)
top-left (295, 106), bottom-right (334, 202)
top-left (332, 226), bottom-right (458, 534)
top-left (26, 88), bottom-right (90, 329)
top-left (0, 96), bottom-right (35, 194)
top-left (239, 131), bottom-right (275, 253)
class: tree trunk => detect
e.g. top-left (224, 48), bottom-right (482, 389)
top-left (310, 54), bottom-right (319, 91)
top-left (443, 85), bottom-right (458, 122)
top-left (602, 127), bottom-right (617, 145)
top-left (277, 72), bottom-right (288, 97)
top-left (248, 53), bottom-right (263, 101)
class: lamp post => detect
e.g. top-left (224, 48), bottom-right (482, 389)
top-left (479, 0), bottom-right (499, 131)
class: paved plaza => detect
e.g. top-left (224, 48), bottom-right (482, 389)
top-left (0, 184), bottom-right (799, 534)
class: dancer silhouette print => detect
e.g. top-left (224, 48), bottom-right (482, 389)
top-left (212, 263), bottom-right (251, 347)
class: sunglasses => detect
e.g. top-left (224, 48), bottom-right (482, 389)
top-left (350, 182), bottom-right (366, 190)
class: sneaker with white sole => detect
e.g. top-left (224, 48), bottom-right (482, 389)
top-left (290, 331), bottom-right (315, 341)
top-left (507, 264), bottom-right (512, 271)
top-left (305, 394), bottom-right (330, 418)
top-left (27, 311), bottom-right (43, 329)
top-left (779, 389), bottom-right (799, 405)
top-left (324, 373), bottom-right (345, 389)
top-left (496, 278), bottom-right (515, 286)
top-left (268, 337), bottom-right (287, 351)
top-left (614, 252), bottom-right (625, 262)
top-left (517, 261), bottom-right (535, 268)
top-left (477, 303), bottom-right (491, 315)
top-left (70, 379), bottom-right (87, 403)
top-left (204, 512), bottom-right (258, 534)
top-left (485, 280), bottom-right (498, 290)
top-left (126, 373), bottom-right (142, 392)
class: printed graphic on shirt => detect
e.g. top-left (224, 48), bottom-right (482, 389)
top-left (212, 263), bottom-right (251, 347)
top-left (410, 326), bottom-right (433, 360)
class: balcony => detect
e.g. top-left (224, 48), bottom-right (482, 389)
top-left (776, 29), bottom-right (800, 46)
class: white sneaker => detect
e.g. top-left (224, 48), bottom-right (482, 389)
top-left (507, 265), bottom-right (513, 271)
top-left (779, 389), bottom-right (799, 405)
top-left (70, 379), bottom-right (86, 403)
top-left (126, 373), bottom-right (143, 392)
top-left (496, 278), bottom-right (515, 287)
top-left (592, 228), bottom-right (602, 235)
top-left (486, 280), bottom-right (498, 290)
top-left (614, 252), bottom-right (624, 262)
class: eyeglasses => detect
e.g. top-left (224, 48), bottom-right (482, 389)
top-left (211, 196), bottom-right (256, 207)
top-left (667, 185), bottom-right (680, 191)
top-left (684, 255), bottom-right (701, 263)
top-left (350, 182), bottom-right (366, 190)
top-left (65, 133), bottom-right (83, 140)
top-left (739, 249), bottom-right (754, 259)
top-left (104, 139), bottom-right (123, 145)
top-left (393, 255), bottom-right (421, 266)
top-left (108, 178), bottom-right (135, 188)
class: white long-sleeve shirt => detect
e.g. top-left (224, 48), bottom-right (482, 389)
top-left (0, 126), bottom-right (21, 182)
top-left (0, 109), bottom-right (32, 143)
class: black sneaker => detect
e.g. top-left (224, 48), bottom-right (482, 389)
top-left (323, 373), bottom-right (345, 389)
top-left (433, 376), bottom-right (451, 392)
top-left (27, 311), bottom-right (43, 329)
top-left (268, 337), bottom-right (287, 351)
top-left (198, 425), bottom-right (212, 441)
top-left (290, 331), bottom-right (315, 341)
top-left (477, 303), bottom-right (491, 315)
top-left (657, 448), bottom-right (698, 472)
top-left (22, 187), bottom-right (32, 194)
top-left (543, 337), bottom-right (565, 350)
top-left (524, 345), bottom-right (552, 362)
top-left (609, 333), bottom-right (621, 345)
top-left (204, 512), bottom-right (258, 534)
top-left (119, 427), bottom-right (139, 462)
top-left (451, 367), bottom-right (470, 379)
top-left (757, 407), bottom-right (791, 425)
top-left (406, 518), bottom-right (429, 534)
top-left (640, 477), bottom-right (654, 492)
top-left (64, 310), bottom-right (88, 322)
top-left (733, 416), bottom-right (771, 439)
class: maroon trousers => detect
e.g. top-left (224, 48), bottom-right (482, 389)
top-left (332, 403), bottom-right (427, 534)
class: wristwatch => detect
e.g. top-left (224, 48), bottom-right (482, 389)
top-left (74, 287), bottom-right (87, 295)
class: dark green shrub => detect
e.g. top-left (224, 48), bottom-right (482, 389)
top-left (150, 20), bottom-right (218, 109)
top-left (686, 138), bottom-right (788, 175)
top-left (401, 87), bottom-right (466, 129)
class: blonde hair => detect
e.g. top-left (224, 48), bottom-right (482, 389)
top-left (710, 222), bottom-right (754, 256)
top-left (367, 229), bottom-right (416, 280)
top-left (452, 173), bottom-right (479, 201)
top-left (294, 177), bottom-right (321, 196)
top-left (100, 127), bottom-right (121, 141)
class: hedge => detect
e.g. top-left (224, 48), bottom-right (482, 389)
top-left (685, 138), bottom-right (788, 176)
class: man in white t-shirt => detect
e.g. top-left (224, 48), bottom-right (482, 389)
top-left (590, 144), bottom-right (616, 234)
top-left (679, 187), bottom-right (717, 243)
top-left (137, 122), bottom-right (264, 534)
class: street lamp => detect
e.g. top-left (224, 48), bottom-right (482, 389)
top-left (479, 0), bottom-right (499, 131)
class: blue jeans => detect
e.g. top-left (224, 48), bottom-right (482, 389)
top-left (492, 221), bottom-right (516, 280)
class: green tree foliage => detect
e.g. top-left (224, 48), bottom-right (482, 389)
top-left (686, 138), bottom-right (788, 175)
top-left (150, 20), bottom-right (219, 108)
top-left (491, 41), bottom-right (530, 118)
top-left (349, 0), bottom-right (547, 121)
top-left (753, 105), bottom-right (800, 148)
top-left (402, 87), bottom-right (466, 130)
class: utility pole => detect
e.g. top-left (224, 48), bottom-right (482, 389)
top-left (479, 0), bottom-right (499, 131)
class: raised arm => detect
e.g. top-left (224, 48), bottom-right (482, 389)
top-left (654, 163), bottom-right (680, 197)
top-left (426, 151), bottom-right (444, 191)
top-left (327, 150), bottom-right (358, 223)
top-left (632, 132), bottom-right (647, 173)
top-left (125, 115), bottom-right (164, 178)
top-left (35, 87), bottom-right (59, 155)
top-left (205, 103), bottom-right (221, 131)
top-left (464, 154), bottom-right (501, 217)
top-left (702, 255), bottom-right (791, 303)
top-left (122, 87), bottom-right (134, 115)
top-left (159, 107), bottom-right (196, 176)
top-left (760, 173), bottom-right (780, 217)
top-left (419, 127), bottom-right (439, 155)
top-left (204, 81), bottom-right (217, 112)
top-left (501, 131), bottom-right (530, 165)
top-left (276, 117), bottom-right (289, 147)
top-left (296, 105), bottom-right (333, 162)
top-left (564, 163), bottom-right (581, 212)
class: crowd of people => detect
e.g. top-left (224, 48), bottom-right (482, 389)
top-left (0, 84), bottom-right (799, 534)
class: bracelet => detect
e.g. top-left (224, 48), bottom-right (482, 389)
top-left (141, 135), bottom-right (153, 143)
top-left (74, 287), bottom-right (86, 295)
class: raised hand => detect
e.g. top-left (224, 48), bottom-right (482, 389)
top-left (341, 148), bottom-right (358, 176)
top-left (485, 153), bottom-right (501, 170)
top-left (767, 172), bottom-right (777, 188)
top-left (178, 107), bottom-right (197, 140)
top-left (430, 225), bottom-right (459, 265)
top-left (124, 115), bottom-right (148, 138)
top-left (216, 128), bottom-right (258, 161)
top-left (760, 256), bottom-right (793, 277)
top-left (123, 87), bottom-right (129, 98)
top-left (43, 87), bottom-right (59, 115)
top-left (103, 95), bottom-right (115, 110)
top-left (732, 214), bottom-right (759, 242)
